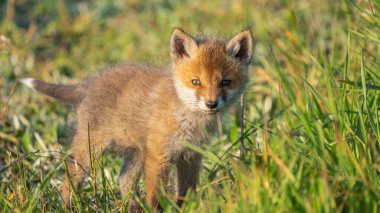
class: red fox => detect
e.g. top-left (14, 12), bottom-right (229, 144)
top-left (20, 28), bottom-right (253, 211)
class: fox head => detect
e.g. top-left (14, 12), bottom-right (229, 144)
top-left (170, 28), bottom-right (253, 113)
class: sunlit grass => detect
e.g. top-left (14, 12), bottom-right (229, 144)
top-left (1, 0), bottom-right (379, 212)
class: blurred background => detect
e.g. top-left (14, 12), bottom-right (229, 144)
top-left (0, 0), bottom-right (379, 212)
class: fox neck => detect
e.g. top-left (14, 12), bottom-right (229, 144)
top-left (173, 103), bottom-right (217, 145)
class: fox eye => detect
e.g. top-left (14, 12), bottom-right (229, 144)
top-left (192, 79), bottom-right (201, 86)
top-left (221, 79), bottom-right (231, 86)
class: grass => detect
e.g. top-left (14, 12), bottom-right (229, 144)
top-left (1, 0), bottom-right (379, 212)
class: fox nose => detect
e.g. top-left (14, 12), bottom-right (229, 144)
top-left (206, 100), bottom-right (218, 109)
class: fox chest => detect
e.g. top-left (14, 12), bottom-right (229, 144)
top-left (168, 113), bottom-right (216, 158)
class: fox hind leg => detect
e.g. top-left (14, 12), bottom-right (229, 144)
top-left (119, 149), bottom-right (144, 212)
top-left (60, 135), bottom-right (92, 207)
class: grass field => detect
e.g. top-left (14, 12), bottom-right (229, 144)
top-left (1, 0), bottom-right (380, 212)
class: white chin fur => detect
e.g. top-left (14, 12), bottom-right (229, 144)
top-left (19, 78), bottom-right (36, 89)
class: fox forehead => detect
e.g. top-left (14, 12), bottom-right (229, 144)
top-left (196, 39), bottom-right (228, 69)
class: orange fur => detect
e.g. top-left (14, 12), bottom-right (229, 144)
top-left (21, 28), bottom-right (253, 211)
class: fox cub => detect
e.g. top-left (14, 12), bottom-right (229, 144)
top-left (21, 28), bottom-right (253, 210)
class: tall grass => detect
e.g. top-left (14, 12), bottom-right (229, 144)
top-left (0, 0), bottom-right (379, 212)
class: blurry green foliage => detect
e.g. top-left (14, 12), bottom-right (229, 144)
top-left (0, 0), bottom-right (379, 212)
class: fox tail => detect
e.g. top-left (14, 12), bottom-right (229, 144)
top-left (20, 78), bottom-right (84, 105)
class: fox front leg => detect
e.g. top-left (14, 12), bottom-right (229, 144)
top-left (144, 151), bottom-right (170, 211)
top-left (176, 152), bottom-right (202, 207)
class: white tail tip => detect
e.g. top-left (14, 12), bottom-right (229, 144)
top-left (19, 78), bottom-right (36, 89)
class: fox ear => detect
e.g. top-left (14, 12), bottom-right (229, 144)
top-left (170, 28), bottom-right (198, 61)
top-left (226, 30), bottom-right (253, 65)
